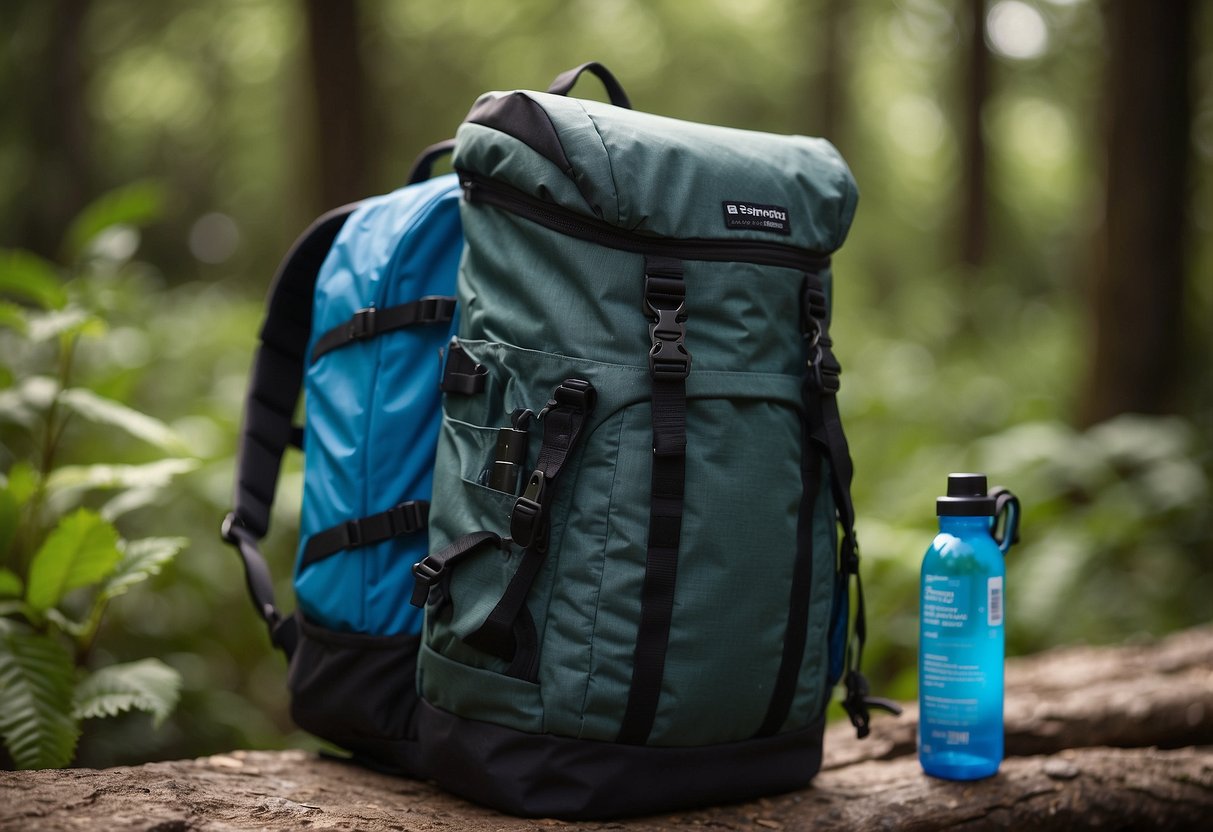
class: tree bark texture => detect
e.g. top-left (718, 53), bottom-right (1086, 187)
top-left (1079, 0), bottom-right (1194, 425)
top-left (3, 625), bottom-right (1211, 831)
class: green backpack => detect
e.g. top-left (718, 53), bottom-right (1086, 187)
top-left (408, 63), bottom-right (895, 818)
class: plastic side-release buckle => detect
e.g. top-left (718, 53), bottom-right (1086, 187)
top-left (805, 322), bottom-right (841, 394)
top-left (648, 306), bottom-right (691, 381)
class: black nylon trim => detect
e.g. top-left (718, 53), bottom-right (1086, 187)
top-left (757, 406), bottom-right (822, 736)
top-left (467, 93), bottom-right (573, 175)
top-left (415, 699), bottom-right (826, 820)
top-left (464, 93), bottom-right (599, 215)
top-left (619, 258), bottom-right (689, 746)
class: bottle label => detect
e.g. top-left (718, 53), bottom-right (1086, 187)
top-left (919, 572), bottom-right (1002, 758)
top-left (922, 574), bottom-right (969, 631)
top-left (988, 576), bottom-right (1003, 626)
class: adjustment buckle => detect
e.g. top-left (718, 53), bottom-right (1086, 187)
top-left (841, 534), bottom-right (860, 574)
top-left (350, 307), bottom-right (377, 341)
top-left (417, 295), bottom-right (454, 324)
top-left (411, 555), bottom-right (445, 607)
top-left (553, 378), bottom-right (597, 412)
top-left (805, 327), bottom-right (841, 394)
top-left (510, 471), bottom-right (546, 549)
top-left (343, 519), bottom-right (363, 548)
top-left (412, 554), bottom-right (443, 587)
top-left (389, 501), bottom-right (427, 535)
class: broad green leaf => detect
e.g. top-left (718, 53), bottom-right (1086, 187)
top-left (0, 486), bottom-right (18, 559)
top-left (0, 624), bottom-right (79, 768)
top-left (26, 308), bottom-right (106, 343)
top-left (47, 459), bottom-right (200, 495)
top-left (0, 568), bottom-right (22, 598)
top-left (56, 389), bottom-right (187, 453)
top-left (0, 250), bottom-right (67, 310)
top-left (100, 537), bottom-right (186, 602)
top-left (72, 658), bottom-right (180, 727)
top-left (0, 300), bottom-right (29, 334)
top-left (25, 510), bottom-right (123, 613)
top-left (64, 181), bottom-right (164, 261)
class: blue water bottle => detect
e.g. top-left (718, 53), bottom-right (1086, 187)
top-left (918, 473), bottom-right (1019, 780)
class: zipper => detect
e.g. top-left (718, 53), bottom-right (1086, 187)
top-left (459, 172), bottom-right (830, 272)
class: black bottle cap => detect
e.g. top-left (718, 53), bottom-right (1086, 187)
top-left (937, 473), bottom-right (996, 516)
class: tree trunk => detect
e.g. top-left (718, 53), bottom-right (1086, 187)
top-left (1079, 0), bottom-right (1193, 425)
top-left (302, 0), bottom-right (369, 210)
top-left (10, 0), bottom-right (94, 259)
top-left (958, 0), bottom-right (990, 270)
top-left (815, 0), bottom-right (851, 149)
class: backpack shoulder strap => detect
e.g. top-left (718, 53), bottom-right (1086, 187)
top-left (221, 203), bottom-right (358, 657)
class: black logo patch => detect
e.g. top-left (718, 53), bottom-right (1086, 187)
top-left (722, 200), bottom-right (791, 235)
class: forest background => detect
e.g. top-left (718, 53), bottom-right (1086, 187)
top-left (1, 0), bottom-right (1210, 767)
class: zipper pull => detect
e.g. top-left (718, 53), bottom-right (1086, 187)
top-left (460, 177), bottom-right (478, 202)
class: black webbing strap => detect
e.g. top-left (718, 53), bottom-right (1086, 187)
top-left (462, 379), bottom-right (597, 673)
top-left (618, 257), bottom-right (689, 746)
top-left (300, 500), bottom-right (429, 569)
top-left (756, 398), bottom-right (823, 737)
top-left (410, 530), bottom-right (506, 609)
top-left (310, 297), bottom-right (456, 362)
top-left (221, 204), bottom-right (358, 657)
top-left (220, 515), bottom-right (299, 656)
top-left (799, 272), bottom-right (900, 739)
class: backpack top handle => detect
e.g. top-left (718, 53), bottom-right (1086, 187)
top-left (546, 61), bottom-right (633, 109)
top-left (407, 139), bottom-right (457, 185)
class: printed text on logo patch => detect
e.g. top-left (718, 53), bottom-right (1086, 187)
top-left (722, 200), bottom-right (791, 235)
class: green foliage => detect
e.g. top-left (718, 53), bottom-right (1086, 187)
top-left (72, 658), bottom-right (181, 726)
top-left (0, 187), bottom-right (191, 769)
top-left (0, 251), bottom-right (68, 311)
top-left (62, 180), bottom-right (164, 262)
top-left (26, 509), bottom-right (123, 613)
top-left (0, 0), bottom-right (1209, 764)
top-left (0, 620), bottom-right (79, 770)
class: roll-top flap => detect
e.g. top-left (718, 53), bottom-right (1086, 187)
top-left (457, 89), bottom-right (858, 254)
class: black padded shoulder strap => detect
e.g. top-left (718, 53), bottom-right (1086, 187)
top-left (221, 203), bottom-right (358, 655)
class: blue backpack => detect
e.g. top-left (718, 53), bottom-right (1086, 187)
top-left (221, 142), bottom-right (460, 766)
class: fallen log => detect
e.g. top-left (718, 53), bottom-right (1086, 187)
top-left (3, 625), bottom-right (1212, 832)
